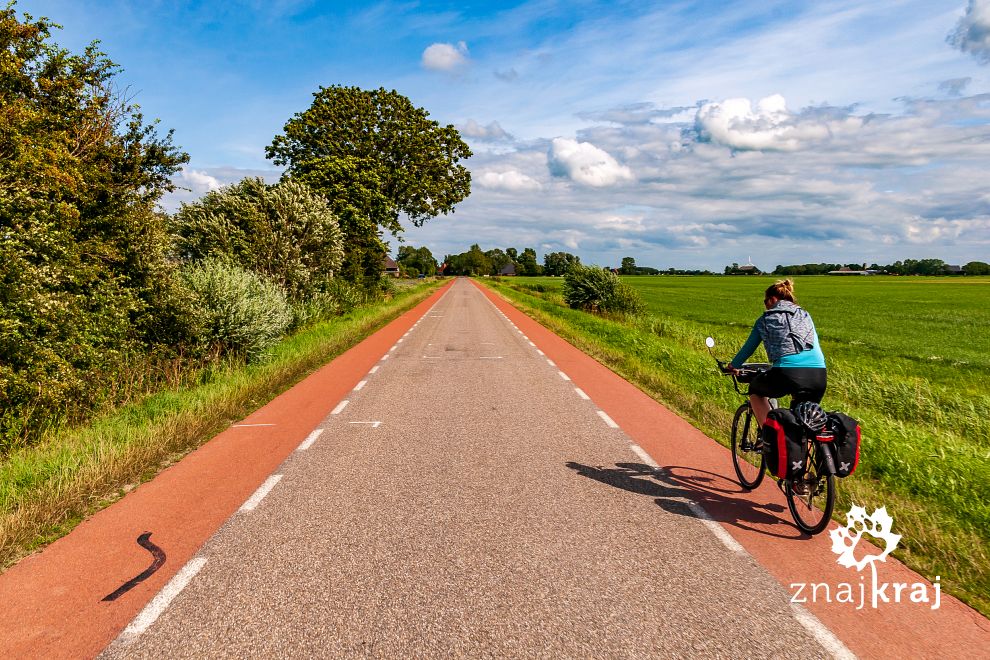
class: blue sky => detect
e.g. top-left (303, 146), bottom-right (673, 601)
top-left (16, 0), bottom-right (990, 269)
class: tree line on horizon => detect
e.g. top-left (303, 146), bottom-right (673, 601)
top-left (0, 5), bottom-right (471, 450)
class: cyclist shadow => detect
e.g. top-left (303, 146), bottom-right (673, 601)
top-left (565, 461), bottom-right (803, 541)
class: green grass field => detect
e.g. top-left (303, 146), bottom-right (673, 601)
top-left (486, 275), bottom-right (990, 616)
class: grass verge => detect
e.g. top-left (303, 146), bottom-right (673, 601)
top-left (482, 278), bottom-right (989, 618)
top-left (0, 279), bottom-right (444, 571)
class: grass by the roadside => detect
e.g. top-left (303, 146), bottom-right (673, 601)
top-left (482, 277), bottom-right (990, 618)
top-left (0, 279), bottom-right (444, 571)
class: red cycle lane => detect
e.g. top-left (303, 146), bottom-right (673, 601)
top-left (474, 279), bottom-right (990, 660)
top-left (0, 281), bottom-right (454, 659)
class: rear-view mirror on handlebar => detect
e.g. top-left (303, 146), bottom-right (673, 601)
top-left (705, 337), bottom-right (715, 349)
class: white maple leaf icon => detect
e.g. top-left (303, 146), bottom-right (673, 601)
top-left (829, 505), bottom-right (902, 571)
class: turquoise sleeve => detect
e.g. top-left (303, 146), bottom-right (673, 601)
top-left (731, 323), bottom-right (762, 368)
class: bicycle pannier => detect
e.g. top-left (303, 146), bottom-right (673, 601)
top-left (826, 412), bottom-right (861, 477)
top-left (761, 408), bottom-right (808, 480)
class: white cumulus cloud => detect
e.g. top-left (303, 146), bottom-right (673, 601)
top-left (547, 137), bottom-right (633, 187)
top-left (179, 167), bottom-right (223, 194)
top-left (458, 119), bottom-right (512, 141)
top-left (422, 41), bottom-right (469, 72)
top-left (694, 94), bottom-right (844, 151)
top-left (477, 170), bottom-right (542, 192)
top-left (948, 0), bottom-right (990, 64)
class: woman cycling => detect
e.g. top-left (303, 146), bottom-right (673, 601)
top-left (728, 279), bottom-right (826, 426)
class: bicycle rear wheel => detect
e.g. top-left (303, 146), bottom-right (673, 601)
top-left (731, 403), bottom-right (766, 489)
top-left (786, 443), bottom-right (836, 535)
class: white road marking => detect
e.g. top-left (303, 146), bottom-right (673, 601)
top-left (423, 356), bottom-right (442, 359)
top-left (790, 604), bottom-right (857, 659)
top-left (685, 501), bottom-right (746, 556)
top-left (536, 349), bottom-right (545, 356)
top-left (574, 387), bottom-right (590, 400)
top-left (528, 341), bottom-right (536, 347)
top-left (597, 410), bottom-right (619, 428)
top-left (480, 356), bottom-right (504, 359)
top-left (629, 444), bottom-right (660, 468)
top-left (231, 423), bottom-right (275, 428)
top-left (297, 429), bottom-right (324, 451)
top-left (354, 380), bottom-right (367, 391)
top-left (369, 365), bottom-right (380, 374)
top-left (558, 371), bottom-right (571, 381)
top-left (397, 338), bottom-right (404, 343)
top-left (381, 354), bottom-right (389, 361)
top-left (120, 557), bottom-right (208, 640)
top-left (389, 345), bottom-right (397, 352)
top-left (240, 475), bottom-right (282, 512)
top-left (546, 359), bottom-right (556, 367)
top-left (331, 400), bottom-right (349, 415)
top-left (349, 421), bottom-right (383, 428)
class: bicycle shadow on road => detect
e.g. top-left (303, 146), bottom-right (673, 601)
top-left (565, 461), bottom-right (803, 541)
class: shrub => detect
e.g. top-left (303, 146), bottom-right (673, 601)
top-left (563, 265), bottom-right (645, 316)
top-left (172, 178), bottom-right (344, 301)
top-left (181, 259), bottom-right (292, 361)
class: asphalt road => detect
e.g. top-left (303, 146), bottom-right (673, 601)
top-left (102, 279), bottom-right (831, 658)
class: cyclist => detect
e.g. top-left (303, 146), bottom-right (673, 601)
top-left (727, 279), bottom-right (827, 427)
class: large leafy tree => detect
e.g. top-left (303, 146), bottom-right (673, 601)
top-left (266, 86), bottom-right (472, 283)
top-left (0, 6), bottom-right (187, 445)
top-left (396, 245), bottom-right (437, 278)
top-left (543, 251), bottom-right (581, 276)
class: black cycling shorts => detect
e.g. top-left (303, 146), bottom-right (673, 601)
top-left (748, 367), bottom-right (827, 403)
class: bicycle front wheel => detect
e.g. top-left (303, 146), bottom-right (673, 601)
top-left (786, 443), bottom-right (836, 535)
top-left (731, 403), bottom-right (766, 489)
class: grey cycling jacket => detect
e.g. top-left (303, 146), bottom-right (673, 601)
top-left (758, 301), bottom-right (817, 363)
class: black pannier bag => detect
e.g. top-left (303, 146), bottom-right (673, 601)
top-left (826, 412), bottom-right (861, 477)
top-left (761, 408), bottom-right (808, 480)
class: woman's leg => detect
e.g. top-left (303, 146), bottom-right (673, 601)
top-left (750, 394), bottom-right (772, 426)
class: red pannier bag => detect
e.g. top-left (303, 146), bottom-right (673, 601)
top-left (760, 408), bottom-right (808, 480)
top-left (825, 412), bottom-right (861, 477)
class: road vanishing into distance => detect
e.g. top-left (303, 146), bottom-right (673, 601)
top-left (2, 279), bottom-right (988, 658)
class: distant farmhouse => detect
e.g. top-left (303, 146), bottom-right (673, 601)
top-left (499, 262), bottom-right (516, 276)
top-left (725, 258), bottom-right (762, 275)
top-left (383, 256), bottom-right (400, 277)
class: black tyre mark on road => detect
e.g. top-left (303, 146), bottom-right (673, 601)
top-left (102, 532), bottom-right (166, 602)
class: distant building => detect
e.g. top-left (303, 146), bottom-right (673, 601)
top-left (944, 264), bottom-right (963, 275)
top-left (499, 262), bottom-right (516, 276)
top-left (726, 258), bottom-right (762, 275)
top-left (383, 256), bottom-right (400, 277)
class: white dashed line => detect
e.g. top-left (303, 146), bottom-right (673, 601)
top-left (629, 444), bottom-right (659, 468)
top-left (536, 349), bottom-right (545, 356)
top-left (381, 354), bottom-right (389, 361)
top-left (528, 341), bottom-right (536, 347)
top-left (397, 338), bottom-right (404, 343)
top-left (685, 501), bottom-right (746, 555)
top-left (480, 356), bottom-right (504, 359)
top-left (574, 387), bottom-right (590, 400)
top-left (349, 421), bottom-right (383, 428)
top-left (331, 400), bottom-right (349, 415)
top-left (597, 410), bottom-right (619, 428)
top-left (354, 380), bottom-right (367, 391)
top-left (389, 345), bottom-right (397, 352)
top-left (546, 359), bottom-right (556, 367)
top-left (120, 557), bottom-right (208, 640)
top-left (297, 429), bottom-right (324, 451)
top-left (790, 604), bottom-right (857, 659)
top-left (240, 475), bottom-right (282, 512)
top-left (369, 365), bottom-right (380, 374)
top-left (558, 371), bottom-right (571, 381)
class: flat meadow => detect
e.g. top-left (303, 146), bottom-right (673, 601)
top-left (485, 274), bottom-right (990, 615)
